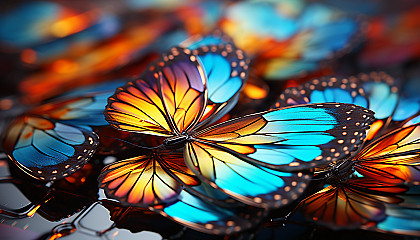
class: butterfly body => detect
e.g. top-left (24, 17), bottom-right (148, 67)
top-left (162, 134), bottom-right (190, 150)
top-left (324, 160), bottom-right (355, 186)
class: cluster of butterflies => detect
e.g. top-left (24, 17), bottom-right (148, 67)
top-left (1, 28), bottom-right (420, 239)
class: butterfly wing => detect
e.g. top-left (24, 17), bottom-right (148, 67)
top-left (22, 80), bottom-right (128, 127)
top-left (98, 152), bottom-right (199, 207)
top-left (156, 47), bottom-right (208, 134)
top-left (192, 103), bottom-right (374, 171)
top-left (190, 42), bottom-right (249, 128)
top-left (99, 151), bottom-right (268, 235)
top-left (275, 76), bottom-right (369, 108)
top-left (277, 72), bottom-right (399, 141)
top-left (184, 140), bottom-right (311, 208)
top-left (150, 187), bottom-right (267, 235)
top-left (354, 123), bottom-right (420, 185)
top-left (105, 47), bottom-right (208, 136)
top-left (1, 115), bottom-right (98, 181)
top-left (299, 177), bottom-right (407, 229)
top-left (184, 103), bottom-right (373, 208)
top-left (375, 205), bottom-right (420, 236)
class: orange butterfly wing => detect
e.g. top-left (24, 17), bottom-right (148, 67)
top-left (354, 123), bottom-right (420, 184)
top-left (98, 152), bottom-right (199, 207)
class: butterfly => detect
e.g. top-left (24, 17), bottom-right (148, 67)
top-left (296, 123), bottom-right (420, 233)
top-left (219, 1), bottom-right (362, 80)
top-left (275, 74), bottom-right (420, 233)
top-left (1, 80), bottom-right (126, 181)
top-left (276, 72), bottom-right (406, 141)
top-left (100, 32), bottom-right (374, 216)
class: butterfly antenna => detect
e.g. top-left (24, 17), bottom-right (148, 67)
top-left (101, 135), bottom-right (157, 150)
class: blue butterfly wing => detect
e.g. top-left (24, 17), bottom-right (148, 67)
top-left (2, 116), bottom-right (98, 181)
top-left (352, 72), bottom-right (399, 120)
top-left (151, 185), bottom-right (267, 235)
top-left (1, 81), bottom-right (127, 181)
top-left (192, 103), bottom-right (374, 171)
top-left (393, 97), bottom-right (420, 122)
top-left (276, 76), bottom-right (369, 108)
top-left (184, 103), bottom-right (373, 208)
top-left (277, 72), bottom-right (400, 140)
top-left (394, 72), bottom-right (420, 123)
top-left (185, 140), bottom-right (311, 208)
top-left (99, 152), bottom-right (267, 234)
top-left (377, 206), bottom-right (420, 236)
top-left (182, 32), bottom-right (249, 127)
top-left (41, 80), bottom-right (127, 127)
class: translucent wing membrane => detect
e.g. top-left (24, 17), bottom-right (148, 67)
top-left (192, 43), bottom-right (249, 128)
top-left (354, 123), bottom-right (420, 185)
top-left (157, 47), bottom-right (208, 134)
top-left (150, 186), bottom-right (268, 235)
top-left (350, 72), bottom-right (399, 120)
top-left (299, 177), bottom-right (408, 229)
top-left (2, 115), bottom-right (98, 181)
top-left (98, 152), bottom-right (199, 207)
top-left (184, 141), bottom-right (311, 208)
top-left (277, 72), bottom-right (400, 141)
top-left (275, 76), bottom-right (368, 108)
top-left (375, 205), bottom-right (420, 236)
top-left (32, 95), bottom-right (108, 127)
top-left (1, 81), bottom-right (126, 181)
top-left (193, 103), bottom-right (374, 172)
top-left (105, 69), bottom-right (173, 136)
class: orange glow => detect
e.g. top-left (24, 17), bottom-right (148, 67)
top-left (48, 233), bottom-right (62, 240)
top-left (366, 120), bottom-right (384, 140)
top-left (51, 60), bottom-right (79, 74)
top-left (201, 105), bottom-right (216, 122)
top-left (243, 82), bottom-right (268, 99)
top-left (21, 49), bottom-right (37, 64)
top-left (27, 204), bottom-right (42, 217)
top-left (51, 10), bottom-right (98, 38)
top-left (20, 19), bottom-right (173, 104)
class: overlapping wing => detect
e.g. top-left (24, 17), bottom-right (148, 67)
top-left (275, 76), bottom-right (368, 109)
top-left (350, 72), bottom-right (400, 140)
top-left (192, 43), bottom-right (248, 128)
top-left (184, 140), bottom-right (311, 208)
top-left (181, 31), bottom-right (249, 127)
top-left (157, 47), bottom-right (208, 134)
top-left (354, 123), bottom-right (420, 185)
top-left (191, 103), bottom-right (374, 172)
top-left (150, 187), bottom-right (267, 235)
top-left (2, 115), bottom-right (98, 181)
top-left (98, 152), bottom-right (199, 207)
top-left (104, 69), bottom-right (173, 137)
top-left (299, 178), bottom-right (407, 229)
top-left (30, 80), bottom-right (127, 127)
